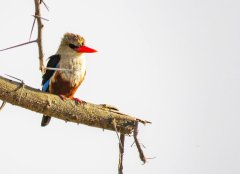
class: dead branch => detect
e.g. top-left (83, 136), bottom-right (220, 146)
top-left (29, 17), bottom-right (36, 41)
top-left (0, 75), bottom-right (150, 134)
top-left (113, 118), bottom-right (123, 147)
top-left (34, 0), bottom-right (45, 73)
top-left (32, 15), bottom-right (49, 21)
top-left (0, 40), bottom-right (37, 52)
top-left (40, 0), bottom-right (49, 11)
top-left (118, 134), bottom-right (125, 174)
top-left (134, 121), bottom-right (147, 163)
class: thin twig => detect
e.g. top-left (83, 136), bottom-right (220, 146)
top-left (40, 0), bottom-right (49, 11)
top-left (44, 67), bottom-right (82, 72)
top-left (131, 141), bottom-right (135, 147)
top-left (5, 74), bottom-right (23, 82)
top-left (34, 0), bottom-right (45, 73)
top-left (131, 141), bottom-right (146, 148)
top-left (0, 101), bottom-right (6, 112)
top-left (29, 18), bottom-right (36, 41)
top-left (4, 74), bottom-right (25, 104)
top-left (134, 121), bottom-right (147, 164)
top-left (136, 118), bottom-right (152, 124)
top-left (32, 15), bottom-right (49, 21)
top-left (0, 40), bottom-right (37, 52)
top-left (118, 134), bottom-right (125, 174)
top-left (146, 157), bottom-right (156, 160)
top-left (1, 74), bottom-right (26, 109)
top-left (18, 81), bottom-right (25, 104)
top-left (112, 119), bottom-right (123, 148)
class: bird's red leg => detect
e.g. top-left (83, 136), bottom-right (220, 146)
top-left (71, 97), bottom-right (86, 105)
top-left (58, 95), bottom-right (86, 105)
top-left (58, 94), bottom-right (67, 101)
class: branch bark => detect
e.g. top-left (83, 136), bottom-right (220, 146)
top-left (0, 76), bottom-right (150, 134)
top-left (34, 0), bottom-right (45, 73)
top-left (118, 134), bottom-right (125, 174)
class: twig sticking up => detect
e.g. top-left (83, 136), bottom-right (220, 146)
top-left (34, 0), bottom-right (45, 73)
top-left (118, 134), bottom-right (125, 174)
top-left (40, 0), bottom-right (49, 11)
top-left (134, 121), bottom-right (147, 164)
top-left (29, 18), bottom-right (36, 41)
top-left (0, 40), bottom-right (37, 52)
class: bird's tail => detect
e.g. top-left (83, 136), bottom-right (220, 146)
top-left (41, 115), bottom-right (51, 127)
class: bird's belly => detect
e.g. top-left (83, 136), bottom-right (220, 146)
top-left (49, 71), bottom-right (84, 97)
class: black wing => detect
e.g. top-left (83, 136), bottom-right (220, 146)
top-left (42, 54), bottom-right (61, 89)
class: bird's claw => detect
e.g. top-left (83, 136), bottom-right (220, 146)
top-left (72, 98), bottom-right (86, 105)
top-left (59, 95), bottom-right (67, 101)
top-left (58, 95), bottom-right (86, 105)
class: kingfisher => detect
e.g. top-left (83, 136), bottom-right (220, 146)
top-left (41, 33), bottom-right (97, 127)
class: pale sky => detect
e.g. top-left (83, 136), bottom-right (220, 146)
top-left (0, 0), bottom-right (240, 174)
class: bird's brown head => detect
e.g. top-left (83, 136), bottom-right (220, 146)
top-left (59, 33), bottom-right (97, 53)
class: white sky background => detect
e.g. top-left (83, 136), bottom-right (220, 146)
top-left (0, 0), bottom-right (239, 173)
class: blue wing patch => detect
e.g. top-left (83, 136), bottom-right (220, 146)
top-left (42, 79), bottom-right (50, 92)
top-left (42, 63), bottom-right (59, 92)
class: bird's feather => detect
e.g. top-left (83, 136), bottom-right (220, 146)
top-left (42, 54), bottom-right (61, 92)
top-left (41, 54), bottom-right (61, 127)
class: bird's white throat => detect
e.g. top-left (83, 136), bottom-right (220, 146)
top-left (58, 53), bottom-right (86, 86)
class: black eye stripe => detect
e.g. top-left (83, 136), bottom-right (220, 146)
top-left (69, 44), bottom-right (78, 49)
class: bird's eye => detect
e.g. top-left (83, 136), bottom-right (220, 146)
top-left (69, 44), bottom-right (78, 49)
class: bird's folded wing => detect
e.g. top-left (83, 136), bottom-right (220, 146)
top-left (42, 54), bottom-right (61, 92)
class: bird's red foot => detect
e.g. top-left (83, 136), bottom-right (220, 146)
top-left (72, 97), bottom-right (86, 105)
top-left (59, 95), bottom-right (67, 101)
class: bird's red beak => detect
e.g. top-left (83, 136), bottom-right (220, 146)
top-left (75, 46), bottom-right (97, 53)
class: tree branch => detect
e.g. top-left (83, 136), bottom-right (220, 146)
top-left (34, 0), bottom-right (45, 73)
top-left (0, 75), bottom-right (150, 134)
top-left (118, 134), bottom-right (125, 174)
top-left (0, 40), bottom-right (37, 52)
top-left (134, 121), bottom-right (147, 163)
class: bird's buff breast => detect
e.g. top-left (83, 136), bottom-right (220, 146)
top-left (49, 55), bottom-right (86, 96)
top-left (60, 55), bottom-right (86, 85)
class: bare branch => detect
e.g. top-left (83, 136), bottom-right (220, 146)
top-left (134, 121), bottom-right (147, 164)
top-left (29, 18), bottom-right (36, 41)
top-left (0, 40), bottom-right (37, 52)
top-left (113, 119), bottom-right (123, 147)
top-left (34, 0), bottom-right (45, 73)
top-left (32, 15), bottom-right (49, 21)
top-left (118, 134), bottom-right (125, 174)
top-left (0, 75), bottom-right (150, 134)
top-left (40, 0), bottom-right (49, 11)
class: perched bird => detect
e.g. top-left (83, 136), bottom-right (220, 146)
top-left (41, 33), bottom-right (97, 127)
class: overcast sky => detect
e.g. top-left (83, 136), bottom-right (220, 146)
top-left (0, 0), bottom-right (240, 174)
